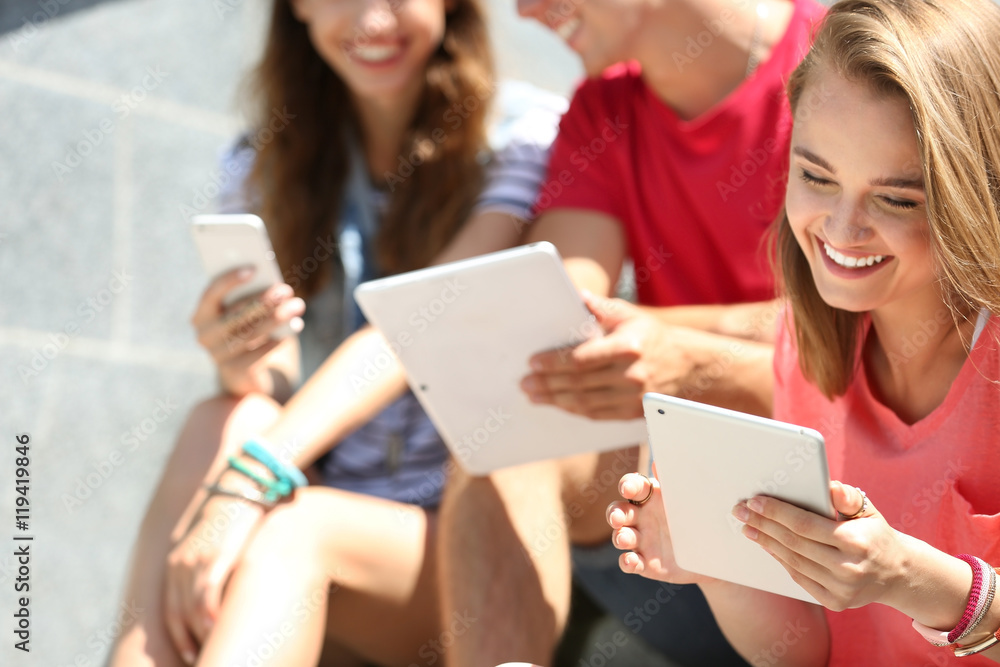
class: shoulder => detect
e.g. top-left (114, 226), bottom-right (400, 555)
top-left (797, 0), bottom-right (828, 24)
top-left (487, 80), bottom-right (568, 152)
top-left (788, 0), bottom-right (828, 47)
top-left (563, 61), bottom-right (642, 117)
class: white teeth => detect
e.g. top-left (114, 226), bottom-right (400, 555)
top-left (353, 45), bottom-right (401, 63)
top-left (823, 242), bottom-right (885, 269)
top-left (555, 17), bottom-right (581, 41)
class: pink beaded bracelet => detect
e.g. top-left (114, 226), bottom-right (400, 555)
top-left (912, 555), bottom-right (997, 647)
top-left (951, 556), bottom-right (993, 644)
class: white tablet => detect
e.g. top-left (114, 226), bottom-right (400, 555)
top-left (354, 242), bottom-right (647, 475)
top-left (643, 392), bottom-right (835, 603)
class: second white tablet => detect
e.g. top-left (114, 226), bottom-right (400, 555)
top-left (355, 242), bottom-right (647, 475)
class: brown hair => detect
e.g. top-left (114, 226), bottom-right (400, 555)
top-left (776, 0), bottom-right (1000, 397)
top-left (246, 0), bottom-right (493, 298)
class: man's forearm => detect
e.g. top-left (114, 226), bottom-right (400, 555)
top-left (641, 299), bottom-right (783, 344)
top-left (675, 330), bottom-right (774, 417)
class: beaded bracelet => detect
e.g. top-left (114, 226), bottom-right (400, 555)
top-left (912, 556), bottom-right (997, 647)
top-left (242, 438), bottom-right (308, 489)
top-left (951, 556), bottom-right (993, 644)
top-left (226, 456), bottom-right (292, 502)
top-left (962, 564), bottom-right (998, 643)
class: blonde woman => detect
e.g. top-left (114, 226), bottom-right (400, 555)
top-left (610, 0), bottom-right (1000, 663)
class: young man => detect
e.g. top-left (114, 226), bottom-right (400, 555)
top-left (438, 0), bottom-right (826, 664)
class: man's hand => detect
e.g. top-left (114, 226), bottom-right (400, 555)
top-left (521, 292), bottom-right (702, 420)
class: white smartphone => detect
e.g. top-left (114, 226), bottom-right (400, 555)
top-left (190, 214), bottom-right (295, 339)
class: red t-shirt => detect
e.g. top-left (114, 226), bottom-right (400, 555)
top-left (774, 313), bottom-right (1000, 666)
top-left (535, 0), bottom-right (825, 307)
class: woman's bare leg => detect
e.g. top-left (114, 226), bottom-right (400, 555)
top-left (196, 488), bottom-right (440, 667)
top-left (109, 393), bottom-right (283, 667)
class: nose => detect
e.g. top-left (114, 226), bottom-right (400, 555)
top-left (517, 0), bottom-right (548, 21)
top-left (358, 0), bottom-right (397, 36)
top-left (823, 201), bottom-right (874, 247)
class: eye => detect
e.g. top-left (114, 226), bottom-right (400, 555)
top-left (799, 169), bottom-right (832, 186)
top-left (879, 196), bottom-right (919, 210)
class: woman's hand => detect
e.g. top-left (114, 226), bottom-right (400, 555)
top-left (607, 471), bottom-right (717, 586)
top-left (164, 495), bottom-right (265, 664)
top-left (732, 481), bottom-right (908, 611)
top-left (191, 267), bottom-right (305, 396)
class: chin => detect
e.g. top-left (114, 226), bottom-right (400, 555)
top-left (813, 288), bottom-right (877, 314)
top-left (579, 51), bottom-right (616, 78)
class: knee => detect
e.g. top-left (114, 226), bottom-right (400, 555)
top-left (241, 493), bottom-right (330, 567)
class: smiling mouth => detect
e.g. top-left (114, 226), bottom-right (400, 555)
top-left (554, 17), bottom-right (581, 41)
top-left (351, 44), bottom-right (404, 64)
top-left (823, 241), bottom-right (886, 268)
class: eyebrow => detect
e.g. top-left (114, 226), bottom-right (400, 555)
top-left (792, 146), bottom-right (924, 191)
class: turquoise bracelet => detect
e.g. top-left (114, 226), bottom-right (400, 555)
top-left (242, 438), bottom-right (308, 489)
top-left (226, 456), bottom-right (292, 502)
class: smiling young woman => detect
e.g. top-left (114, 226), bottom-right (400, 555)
top-left (610, 0), bottom-right (1000, 664)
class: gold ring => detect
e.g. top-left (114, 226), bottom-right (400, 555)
top-left (839, 488), bottom-right (868, 520)
top-left (627, 475), bottom-right (654, 506)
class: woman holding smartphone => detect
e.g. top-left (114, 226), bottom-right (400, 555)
top-left (109, 0), bottom-right (562, 664)
top-left (609, 0), bottom-right (1000, 663)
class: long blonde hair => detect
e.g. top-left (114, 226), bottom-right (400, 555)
top-left (776, 0), bottom-right (1000, 398)
top-left (247, 0), bottom-right (492, 298)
